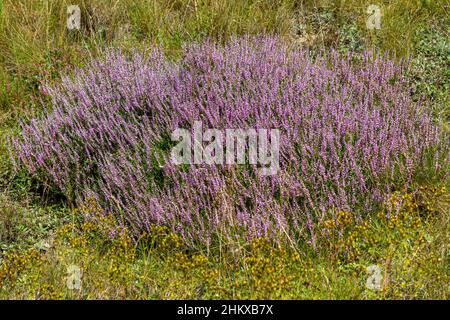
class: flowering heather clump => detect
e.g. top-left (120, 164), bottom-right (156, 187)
top-left (12, 37), bottom-right (444, 246)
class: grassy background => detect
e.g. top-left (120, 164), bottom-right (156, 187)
top-left (0, 0), bottom-right (449, 299)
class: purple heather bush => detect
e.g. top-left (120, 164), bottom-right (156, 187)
top-left (12, 37), bottom-right (445, 246)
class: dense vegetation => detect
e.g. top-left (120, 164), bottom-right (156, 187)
top-left (0, 0), bottom-right (448, 299)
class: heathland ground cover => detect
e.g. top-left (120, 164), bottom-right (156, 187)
top-left (0, 0), bottom-right (448, 299)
